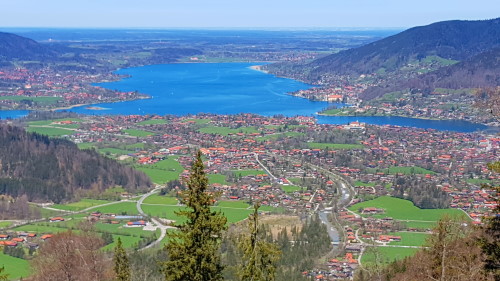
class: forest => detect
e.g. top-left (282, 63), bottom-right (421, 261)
top-left (0, 125), bottom-right (151, 203)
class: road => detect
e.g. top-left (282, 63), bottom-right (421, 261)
top-left (136, 186), bottom-right (176, 250)
top-left (254, 153), bottom-right (278, 181)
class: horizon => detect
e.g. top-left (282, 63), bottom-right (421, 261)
top-left (1, 0), bottom-right (498, 29)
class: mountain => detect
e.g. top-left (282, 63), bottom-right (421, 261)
top-left (361, 47), bottom-right (500, 100)
top-left (0, 125), bottom-right (152, 203)
top-left (306, 18), bottom-right (500, 77)
top-left (0, 32), bottom-right (58, 63)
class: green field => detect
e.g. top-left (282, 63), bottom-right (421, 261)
top-left (123, 129), bottom-right (155, 137)
top-left (387, 232), bottom-right (430, 247)
top-left (27, 126), bottom-right (74, 136)
top-left (85, 202), bottom-right (139, 216)
top-left (259, 205), bottom-right (285, 213)
top-left (136, 119), bottom-right (168, 125)
top-left (102, 234), bottom-right (143, 251)
top-left (281, 185), bottom-right (304, 193)
top-left (208, 174), bottom-right (229, 185)
top-left (320, 108), bottom-right (347, 115)
top-left (0, 252), bottom-right (30, 280)
top-left (349, 196), bottom-right (466, 222)
top-left (354, 181), bottom-right (376, 187)
top-left (404, 221), bottom-right (437, 229)
top-left (51, 199), bottom-right (112, 211)
top-left (199, 126), bottom-right (259, 136)
top-left (77, 142), bottom-right (96, 149)
top-left (142, 195), bottom-right (178, 205)
top-left (361, 246), bottom-right (419, 264)
top-left (308, 142), bottom-right (364, 150)
top-left (367, 166), bottom-right (436, 175)
top-left (0, 95), bottom-right (61, 104)
top-left (141, 204), bottom-right (252, 224)
top-left (232, 170), bottom-right (267, 177)
top-left (28, 118), bottom-right (84, 126)
top-left (181, 118), bottom-right (211, 124)
top-left (0, 221), bottom-right (12, 228)
top-left (212, 207), bottom-right (253, 223)
top-left (141, 205), bottom-right (186, 223)
top-left (216, 200), bottom-right (250, 209)
top-left (99, 147), bottom-right (134, 156)
top-left (256, 132), bottom-right (305, 141)
top-left (466, 178), bottom-right (493, 184)
top-left (12, 223), bottom-right (71, 234)
top-left (135, 156), bottom-right (184, 184)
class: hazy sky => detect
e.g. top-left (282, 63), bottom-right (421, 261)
top-left (1, 0), bottom-right (498, 28)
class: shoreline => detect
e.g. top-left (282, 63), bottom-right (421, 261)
top-left (249, 65), bottom-right (269, 74)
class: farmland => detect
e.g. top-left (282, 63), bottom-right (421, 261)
top-left (0, 252), bottom-right (30, 280)
top-left (51, 199), bottom-right (112, 211)
top-left (135, 156), bottom-right (184, 184)
top-left (361, 246), bottom-right (419, 264)
top-left (348, 196), bottom-right (466, 222)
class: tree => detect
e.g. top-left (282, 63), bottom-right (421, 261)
top-left (31, 231), bottom-right (112, 281)
top-left (0, 266), bottom-right (8, 281)
top-left (238, 203), bottom-right (281, 281)
top-left (480, 162), bottom-right (500, 279)
top-left (162, 151), bottom-right (227, 281)
top-left (114, 237), bottom-right (131, 281)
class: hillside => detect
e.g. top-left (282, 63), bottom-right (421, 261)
top-left (307, 18), bottom-right (500, 77)
top-left (0, 32), bottom-right (58, 63)
top-left (0, 125), bottom-right (152, 203)
top-left (361, 47), bottom-right (500, 100)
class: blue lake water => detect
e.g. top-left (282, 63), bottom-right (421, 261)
top-left (66, 63), bottom-right (491, 133)
top-left (0, 110), bottom-right (30, 119)
top-left (70, 63), bottom-right (328, 116)
top-left (0, 62), bottom-right (491, 133)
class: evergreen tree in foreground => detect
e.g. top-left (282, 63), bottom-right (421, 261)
top-left (163, 151), bottom-right (227, 281)
top-left (114, 237), bottom-right (131, 281)
top-left (238, 203), bottom-right (281, 281)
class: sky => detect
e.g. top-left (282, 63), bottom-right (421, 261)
top-left (0, 0), bottom-right (498, 28)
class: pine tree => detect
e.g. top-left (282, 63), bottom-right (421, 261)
top-left (114, 237), bottom-right (131, 281)
top-left (163, 151), bottom-right (227, 281)
top-left (238, 203), bottom-right (281, 281)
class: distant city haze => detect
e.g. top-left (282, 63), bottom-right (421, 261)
top-left (0, 0), bottom-right (498, 28)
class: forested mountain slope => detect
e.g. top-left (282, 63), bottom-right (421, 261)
top-left (0, 125), bottom-right (151, 203)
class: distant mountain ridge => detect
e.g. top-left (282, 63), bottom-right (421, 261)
top-left (0, 32), bottom-right (58, 63)
top-left (307, 18), bottom-right (500, 77)
top-left (361, 47), bottom-right (500, 100)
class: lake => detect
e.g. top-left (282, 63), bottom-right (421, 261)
top-left (69, 63), bottom-right (327, 116)
top-left (0, 63), bottom-right (490, 133)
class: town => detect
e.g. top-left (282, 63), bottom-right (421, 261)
top-left (1, 111), bottom-right (497, 279)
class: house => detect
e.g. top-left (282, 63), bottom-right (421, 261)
top-left (50, 217), bottom-right (65, 222)
top-left (41, 234), bottom-right (53, 240)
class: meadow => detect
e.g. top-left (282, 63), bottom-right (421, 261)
top-left (199, 126), bottom-right (259, 136)
top-left (367, 166), bottom-right (436, 175)
top-left (348, 196), bottom-right (466, 222)
top-left (232, 169), bottom-right (267, 177)
top-left (0, 252), bottom-right (30, 280)
top-left (51, 199), bottom-right (112, 211)
top-left (308, 142), bottom-right (364, 150)
top-left (26, 126), bottom-right (74, 136)
top-left (387, 232), bottom-right (430, 247)
top-left (135, 156), bottom-right (184, 184)
top-left (122, 129), bottom-right (155, 137)
top-left (361, 246), bottom-right (419, 264)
